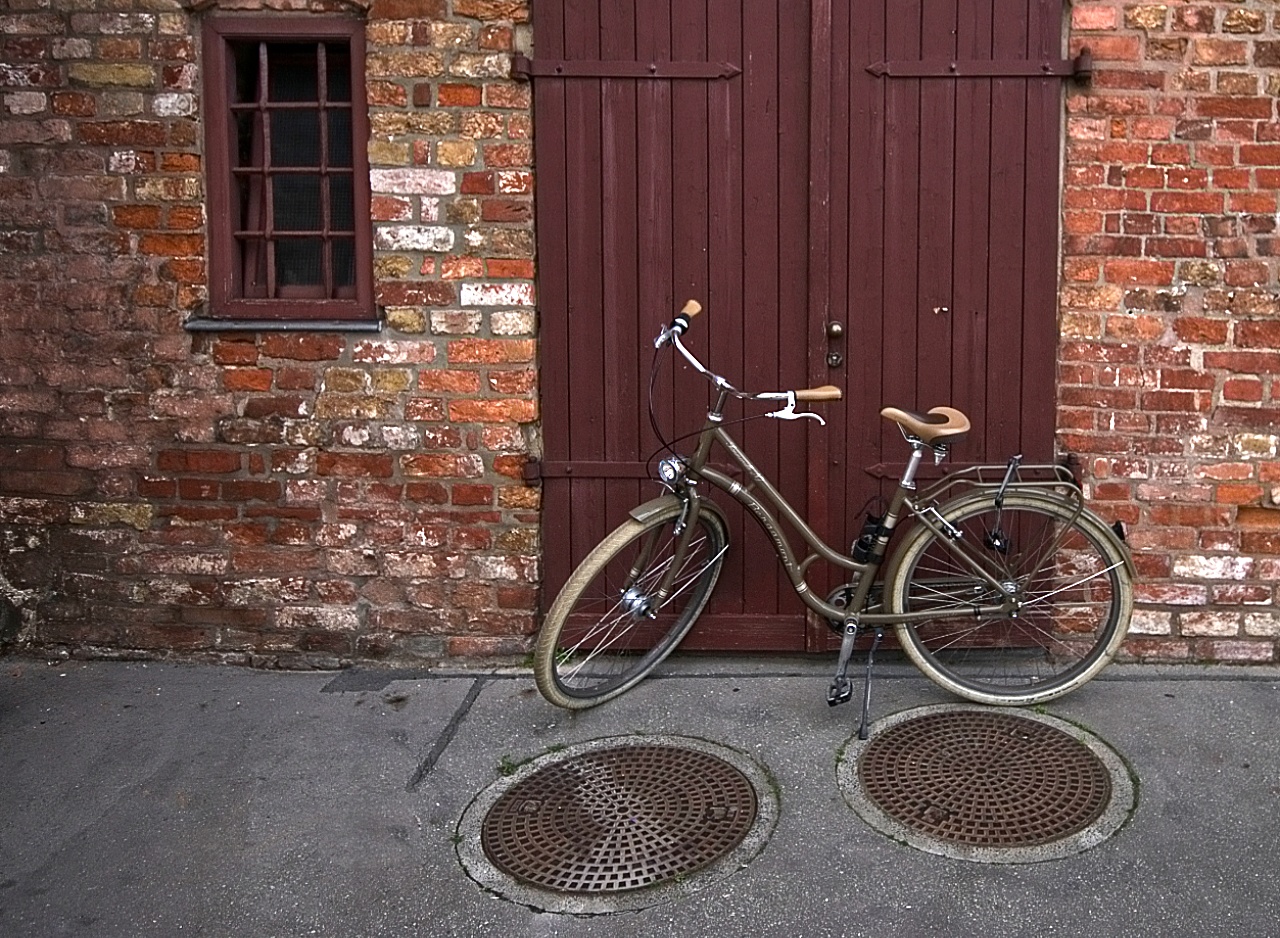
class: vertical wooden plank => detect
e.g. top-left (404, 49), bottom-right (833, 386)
top-left (880, 0), bottom-right (923, 454)
top-left (914, 0), bottom-right (957, 411)
top-left (704, 0), bottom-right (747, 622)
top-left (599, 0), bottom-right (642, 541)
top-left (739, 0), bottom-right (785, 623)
top-left (561, 0), bottom-right (607, 574)
top-left (844, 0), bottom-right (888, 518)
top-left (986, 0), bottom-right (1030, 458)
top-left (532, 2), bottom-right (573, 600)
top-left (1020, 0), bottom-right (1062, 461)
top-left (805, 0), bottom-right (834, 648)
top-left (950, 0), bottom-right (994, 458)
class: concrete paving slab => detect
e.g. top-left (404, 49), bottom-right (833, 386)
top-left (2, 656), bottom-right (1279, 937)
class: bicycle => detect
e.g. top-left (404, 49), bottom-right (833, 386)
top-left (534, 301), bottom-right (1135, 737)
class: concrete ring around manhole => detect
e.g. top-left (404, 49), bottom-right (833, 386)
top-left (836, 704), bottom-right (1137, 864)
top-left (455, 734), bottom-right (780, 915)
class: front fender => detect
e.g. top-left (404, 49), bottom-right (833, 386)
top-left (628, 494), bottom-right (727, 530)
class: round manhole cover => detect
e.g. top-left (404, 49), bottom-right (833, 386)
top-left (457, 736), bottom-right (778, 914)
top-left (838, 705), bottom-right (1135, 863)
top-left (482, 744), bottom-right (757, 893)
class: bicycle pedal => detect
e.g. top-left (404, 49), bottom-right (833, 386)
top-left (827, 680), bottom-right (854, 707)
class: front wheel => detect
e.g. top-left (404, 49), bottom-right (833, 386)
top-left (886, 491), bottom-right (1133, 706)
top-left (534, 503), bottom-right (727, 709)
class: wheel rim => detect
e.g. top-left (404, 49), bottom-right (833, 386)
top-left (551, 514), bottom-right (725, 698)
top-left (898, 499), bottom-right (1125, 698)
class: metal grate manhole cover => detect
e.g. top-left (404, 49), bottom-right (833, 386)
top-left (480, 744), bottom-right (757, 894)
top-left (859, 710), bottom-right (1109, 847)
top-left (838, 705), bottom-right (1136, 863)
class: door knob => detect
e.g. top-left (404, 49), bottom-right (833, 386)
top-left (827, 321), bottom-right (845, 339)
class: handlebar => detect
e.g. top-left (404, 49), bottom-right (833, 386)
top-left (656, 300), bottom-right (843, 408)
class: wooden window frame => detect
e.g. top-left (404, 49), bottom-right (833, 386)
top-left (201, 16), bottom-right (375, 326)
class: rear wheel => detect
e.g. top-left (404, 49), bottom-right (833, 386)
top-left (534, 503), bottom-right (727, 709)
top-left (886, 491), bottom-right (1132, 705)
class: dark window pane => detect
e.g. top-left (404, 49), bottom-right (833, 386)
top-left (326, 45), bottom-right (352, 101)
top-left (273, 175), bottom-right (322, 231)
top-left (237, 237), bottom-right (269, 297)
top-left (234, 110), bottom-right (260, 169)
top-left (276, 237), bottom-right (324, 287)
top-left (332, 238), bottom-right (355, 289)
top-left (231, 41), bottom-right (262, 105)
top-left (330, 174), bottom-right (354, 230)
top-left (327, 109), bottom-right (352, 167)
top-left (234, 173), bottom-right (267, 233)
top-left (270, 110), bottom-right (320, 166)
top-left (268, 45), bottom-right (319, 102)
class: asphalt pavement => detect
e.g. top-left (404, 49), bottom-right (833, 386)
top-left (2, 654), bottom-right (1279, 937)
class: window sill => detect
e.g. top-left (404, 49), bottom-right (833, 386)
top-left (184, 318), bottom-right (384, 333)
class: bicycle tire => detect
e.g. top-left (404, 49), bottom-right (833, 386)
top-left (885, 490), bottom-right (1132, 706)
top-left (534, 503), bottom-right (727, 709)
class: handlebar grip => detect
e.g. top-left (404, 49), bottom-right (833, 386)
top-left (795, 385), bottom-right (843, 402)
top-left (670, 299), bottom-right (703, 337)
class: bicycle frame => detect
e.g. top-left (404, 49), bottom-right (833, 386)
top-left (656, 390), bottom-right (1027, 631)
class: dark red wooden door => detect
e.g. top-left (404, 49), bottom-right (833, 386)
top-left (808, 0), bottom-right (1066, 646)
top-left (532, 0), bottom-right (816, 650)
top-left (532, 1), bottom-right (1067, 651)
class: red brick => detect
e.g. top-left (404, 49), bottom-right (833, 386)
top-left (112, 204), bottom-right (162, 229)
top-left (448, 399), bottom-right (538, 423)
top-left (221, 480), bottom-right (282, 502)
top-left (222, 368), bottom-right (273, 391)
top-left (1103, 258), bottom-right (1175, 284)
top-left (316, 453), bottom-right (395, 478)
top-left (1150, 191), bottom-right (1225, 214)
top-left (1172, 318), bottom-right (1228, 344)
top-left (260, 334), bottom-right (345, 361)
top-left (157, 449), bottom-right (242, 473)
top-left (481, 198), bottom-right (531, 222)
top-left (439, 83), bottom-right (483, 106)
top-left (451, 484), bottom-right (494, 506)
top-left (138, 233), bottom-right (203, 256)
top-left (447, 339), bottom-right (535, 364)
top-left (1236, 321), bottom-right (1280, 349)
top-left (418, 370), bottom-right (483, 393)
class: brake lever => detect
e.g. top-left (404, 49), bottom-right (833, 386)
top-left (766, 393), bottom-right (826, 426)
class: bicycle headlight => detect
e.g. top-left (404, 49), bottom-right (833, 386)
top-left (657, 457), bottom-right (684, 485)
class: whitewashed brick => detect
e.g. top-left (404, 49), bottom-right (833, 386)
top-left (431, 310), bottom-right (482, 334)
top-left (374, 226), bottom-right (454, 252)
top-left (277, 606), bottom-right (361, 632)
top-left (460, 282), bottom-right (534, 306)
top-left (5, 92), bottom-right (46, 115)
top-left (370, 167), bottom-right (457, 195)
top-left (1172, 554), bottom-right (1254, 580)
top-left (1128, 609), bottom-right (1173, 635)
top-left (1244, 613), bottom-right (1280, 637)
top-left (1180, 611), bottom-right (1241, 637)
top-left (491, 309), bottom-right (535, 335)
top-left (153, 93), bottom-right (195, 117)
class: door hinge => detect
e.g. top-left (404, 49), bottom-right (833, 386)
top-left (866, 47), bottom-right (1092, 83)
top-left (522, 458), bottom-right (542, 482)
top-left (511, 54), bottom-right (742, 81)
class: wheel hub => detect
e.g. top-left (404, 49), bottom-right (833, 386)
top-left (621, 586), bottom-right (655, 619)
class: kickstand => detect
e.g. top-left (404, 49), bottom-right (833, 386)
top-left (856, 627), bottom-right (885, 741)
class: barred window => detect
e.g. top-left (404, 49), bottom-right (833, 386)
top-left (202, 17), bottom-right (374, 325)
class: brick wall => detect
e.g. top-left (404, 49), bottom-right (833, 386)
top-left (6, 0), bottom-right (1280, 667)
top-left (0, 0), bottom-right (539, 664)
top-left (1066, 2), bottom-right (1280, 662)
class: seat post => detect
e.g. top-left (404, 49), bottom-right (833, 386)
top-left (899, 442), bottom-right (927, 491)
